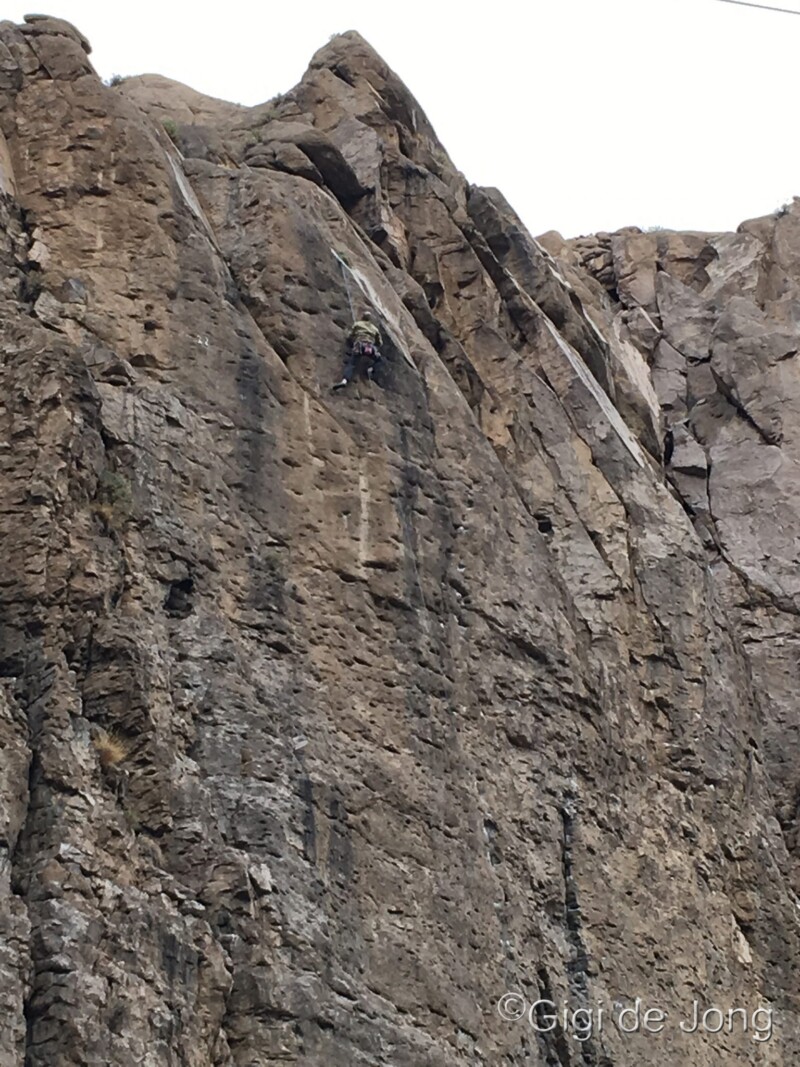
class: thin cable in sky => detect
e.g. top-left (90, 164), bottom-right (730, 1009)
top-left (713, 0), bottom-right (800, 14)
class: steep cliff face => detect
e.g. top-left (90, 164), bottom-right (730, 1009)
top-left (0, 15), bottom-right (798, 1066)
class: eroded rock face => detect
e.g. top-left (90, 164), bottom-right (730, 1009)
top-left (0, 16), bottom-right (799, 1067)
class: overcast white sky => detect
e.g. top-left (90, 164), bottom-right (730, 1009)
top-left (6, 0), bottom-right (800, 237)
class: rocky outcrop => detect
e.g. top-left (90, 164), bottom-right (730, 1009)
top-left (1, 15), bottom-right (799, 1066)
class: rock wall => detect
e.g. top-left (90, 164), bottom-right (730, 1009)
top-left (0, 15), bottom-right (798, 1066)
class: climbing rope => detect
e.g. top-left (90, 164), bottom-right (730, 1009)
top-left (713, 0), bottom-right (800, 14)
top-left (336, 252), bottom-right (357, 320)
top-left (408, 543), bottom-right (430, 620)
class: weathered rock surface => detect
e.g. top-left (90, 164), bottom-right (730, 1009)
top-left (1, 15), bottom-right (799, 1067)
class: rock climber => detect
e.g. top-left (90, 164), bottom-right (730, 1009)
top-left (332, 309), bottom-right (382, 390)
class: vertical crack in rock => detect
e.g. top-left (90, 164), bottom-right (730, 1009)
top-left (15, 208), bottom-right (41, 310)
top-left (560, 801), bottom-right (611, 1067)
top-left (535, 966), bottom-right (574, 1067)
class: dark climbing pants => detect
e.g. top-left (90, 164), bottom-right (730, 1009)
top-left (342, 342), bottom-right (380, 383)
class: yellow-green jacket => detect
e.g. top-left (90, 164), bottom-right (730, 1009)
top-left (349, 319), bottom-right (382, 347)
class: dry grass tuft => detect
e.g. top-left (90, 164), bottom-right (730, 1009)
top-left (92, 470), bottom-right (133, 529)
top-left (93, 730), bottom-right (128, 769)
